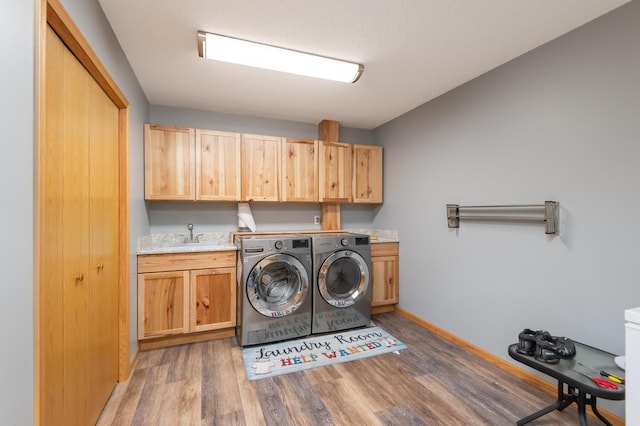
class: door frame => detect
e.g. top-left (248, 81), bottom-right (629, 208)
top-left (35, 0), bottom-right (130, 422)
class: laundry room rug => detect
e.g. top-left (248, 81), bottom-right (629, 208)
top-left (241, 326), bottom-right (407, 381)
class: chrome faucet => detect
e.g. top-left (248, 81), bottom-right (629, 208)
top-left (187, 223), bottom-right (195, 242)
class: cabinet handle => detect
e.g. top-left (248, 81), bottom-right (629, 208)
top-left (75, 273), bottom-right (84, 281)
top-left (96, 263), bottom-right (104, 270)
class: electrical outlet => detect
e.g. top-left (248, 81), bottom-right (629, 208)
top-left (313, 215), bottom-right (321, 225)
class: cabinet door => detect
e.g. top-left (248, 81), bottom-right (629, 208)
top-left (138, 271), bottom-right (190, 339)
top-left (196, 129), bottom-right (241, 201)
top-left (144, 123), bottom-right (195, 200)
top-left (241, 134), bottom-right (281, 201)
top-left (282, 138), bottom-right (318, 202)
top-left (371, 243), bottom-right (399, 308)
top-left (190, 267), bottom-right (236, 332)
top-left (371, 255), bottom-right (399, 306)
top-left (353, 144), bottom-right (383, 203)
top-left (319, 140), bottom-right (352, 202)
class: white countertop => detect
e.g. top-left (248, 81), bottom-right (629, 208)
top-left (137, 232), bottom-right (236, 255)
top-left (137, 229), bottom-right (398, 255)
top-left (137, 242), bottom-right (237, 255)
top-left (347, 228), bottom-right (399, 243)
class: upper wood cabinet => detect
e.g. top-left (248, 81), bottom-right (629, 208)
top-left (144, 123), bottom-right (195, 200)
top-left (319, 140), bottom-right (352, 202)
top-left (352, 144), bottom-right (383, 203)
top-left (282, 138), bottom-right (318, 202)
top-left (145, 124), bottom-right (242, 201)
top-left (241, 134), bottom-right (282, 202)
top-left (195, 129), bottom-right (241, 201)
top-left (144, 123), bottom-right (383, 204)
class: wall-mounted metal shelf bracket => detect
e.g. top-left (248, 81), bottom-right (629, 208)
top-left (446, 201), bottom-right (559, 234)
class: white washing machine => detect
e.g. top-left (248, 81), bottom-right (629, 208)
top-left (236, 235), bottom-right (312, 346)
top-left (311, 233), bottom-right (372, 335)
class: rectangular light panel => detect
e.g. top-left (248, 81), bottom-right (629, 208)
top-left (197, 31), bottom-right (363, 83)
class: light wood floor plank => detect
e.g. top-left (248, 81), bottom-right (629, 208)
top-left (313, 377), bottom-right (382, 425)
top-left (303, 363), bottom-right (342, 386)
top-left (230, 343), bottom-right (265, 426)
top-left (375, 404), bottom-right (429, 426)
top-left (254, 378), bottom-right (292, 425)
top-left (271, 373), bottom-right (333, 425)
top-left (130, 363), bottom-right (169, 425)
top-left (201, 339), bottom-right (244, 421)
top-left (101, 368), bottom-right (147, 425)
top-left (156, 377), bottom-right (201, 426)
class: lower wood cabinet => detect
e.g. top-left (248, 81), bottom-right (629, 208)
top-left (137, 251), bottom-right (236, 344)
top-left (371, 242), bottom-right (399, 314)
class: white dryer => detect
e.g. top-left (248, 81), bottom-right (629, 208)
top-left (311, 233), bottom-right (372, 334)
top-left (236, 235), bottom-right (312, 346)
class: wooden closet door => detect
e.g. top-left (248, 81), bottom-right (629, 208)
top-left (61, 27), bottom-right (91, 425)
top-left (88, 68), bottom-right (120, 417)
top-left (42, 25), bottom-right (66, 425)
top-left (43, 26), bottom-right (119, 425)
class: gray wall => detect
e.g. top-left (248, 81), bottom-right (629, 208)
top-left (1, 1), bottom-right (36, 424)
top-left (147, 106), bottom-right (376, 234)
top-left (0, 0), bottom-right (149, 423)
top-left (373, 0), bottom-right (639, 417)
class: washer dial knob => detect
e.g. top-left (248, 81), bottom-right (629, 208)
top-left (274, 241), bottom-right (283, 250)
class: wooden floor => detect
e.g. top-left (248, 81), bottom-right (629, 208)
top-left (98, 312), bottom-right (590, 425)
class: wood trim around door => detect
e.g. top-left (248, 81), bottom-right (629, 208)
top-left (35, 0), bottom-right (131, 422)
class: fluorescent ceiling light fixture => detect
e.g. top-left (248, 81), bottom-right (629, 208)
top-left (197, 31), bottom-right (363, 83)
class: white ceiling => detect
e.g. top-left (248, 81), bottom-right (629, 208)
top-left (98, 0), bottom-right (629, 130)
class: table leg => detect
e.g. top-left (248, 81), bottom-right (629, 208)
top-left (577, 391), bottom-right (588, 426)
top-left (559, 385), bottom-right (578, 411)
top-left (516, 381), bottom-right (575, 426)
top-left (589, 396), bottom-right (612, 426)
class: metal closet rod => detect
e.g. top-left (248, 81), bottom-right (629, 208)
top-left (446, 201), bottom-right (559, 234)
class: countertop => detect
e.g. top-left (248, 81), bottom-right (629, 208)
top-left (137, 229), bottom-right (398, 255)
top-left (137, 233), bottom-right (236, 255)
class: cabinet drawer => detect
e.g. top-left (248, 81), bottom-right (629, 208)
top-left (138, 250), bottom-right (236, 273)
top-left (371, 242), bottom-right (398, 257)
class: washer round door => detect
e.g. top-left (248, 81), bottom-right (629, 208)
top-left (247, 253), bottom-right (309, 317)
top-left (318, 250), bottom-right (370, 307)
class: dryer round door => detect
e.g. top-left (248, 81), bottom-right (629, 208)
top-left (318, 250), bottom-right (370, 307)
top-left (247, 253), bottom-right (310, 317)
